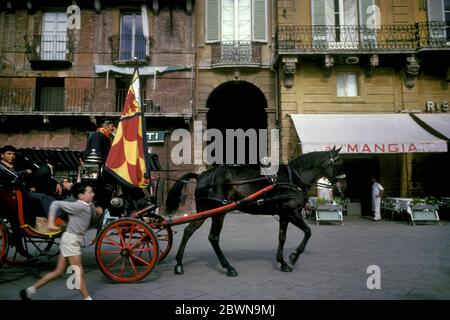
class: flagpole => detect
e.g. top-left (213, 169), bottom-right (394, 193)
top-left (135, 57), bottom-right (152, 180)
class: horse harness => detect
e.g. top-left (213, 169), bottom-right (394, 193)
top-left (203, 150), bottom-right (342, 211)
top-left (196, 164), bottom-right (308, 212)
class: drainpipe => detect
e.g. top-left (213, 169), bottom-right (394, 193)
top-left (272, 0), bottom-right (282, 162)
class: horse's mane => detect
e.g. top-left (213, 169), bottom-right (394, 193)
top-left (288, 151), bottom-right (328, 170)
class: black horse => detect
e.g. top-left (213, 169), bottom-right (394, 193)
top-left (165, 147), bottom-right (347, 276)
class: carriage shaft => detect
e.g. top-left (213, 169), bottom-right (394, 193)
top-left (156, 184), bottom-right (275, 227)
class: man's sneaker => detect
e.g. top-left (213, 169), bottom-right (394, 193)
top-left (20, 289), bottom-right (31, 300)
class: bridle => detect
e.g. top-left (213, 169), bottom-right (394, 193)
top-left (326, 152), bottom-right (346, 192)
top-left (287, 151), bottom-right (345, 192)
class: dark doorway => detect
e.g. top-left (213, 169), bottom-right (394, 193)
top-left (423, 153), bottom-right (450, 197)
top-left (115, 77), bottom-right (146, 112)
top-left (343, 155), bottom-right (379, 216)
top-left (35, 77), bottom-right (64, 111)
top-left (206, 81), bottom-right (268, 165)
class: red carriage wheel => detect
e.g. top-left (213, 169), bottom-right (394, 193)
top-left (144, 217), bottom-right (173, 263)
top-left (152, 224), bottom-right (173, 263)
top-left (95, 218), bottom-right (159, 283)
top-left (5, 234), bottom-right (56, 265)
top-left (0, 220), bottom-right (8, 265)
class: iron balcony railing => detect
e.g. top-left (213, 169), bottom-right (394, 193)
top-left (110, 34), bottom-right (150, 62)
top-left (276, 22), bottom-right (449, 52)
top-left (0, 88), bottom-right (191, 115)
top-left (116, 89), bottom-right (191, 114)
top-left (25, 34), bottom-right (74, 62)
top-left (0, 88), bottom-right (93, 113)
top-left (211, 41), bottom-right (262, 66)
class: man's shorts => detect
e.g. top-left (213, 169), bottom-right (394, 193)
top-left (60, 232), bottom-right (83, 257)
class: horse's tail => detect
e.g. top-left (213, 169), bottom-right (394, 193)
top-left (165, 172), bottom-right (198, 213)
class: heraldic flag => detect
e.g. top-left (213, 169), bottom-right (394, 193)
top-left (105, 67), bottom-right (150, 188)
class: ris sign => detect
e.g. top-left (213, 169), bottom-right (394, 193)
top-left (426, 101), bottom-right (449, 113)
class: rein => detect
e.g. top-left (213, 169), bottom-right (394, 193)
top-left (166, 176), bottom-right (269, 185)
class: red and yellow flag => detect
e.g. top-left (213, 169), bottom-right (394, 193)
top-left (105, 68), bottom-right (150, 188)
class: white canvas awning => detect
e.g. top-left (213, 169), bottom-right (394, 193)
top-left (94, 65), bottom-right (192, 76)
top-left (290, 114), bottom-right (448, 154)
top-left (414, 114), bottom-right (450, 140)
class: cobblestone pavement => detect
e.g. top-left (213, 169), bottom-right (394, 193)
top-left (1, 213), bottom-right (449, 300)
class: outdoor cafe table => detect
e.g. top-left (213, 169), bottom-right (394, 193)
top-left (384, 197), bottom-right (440, 225)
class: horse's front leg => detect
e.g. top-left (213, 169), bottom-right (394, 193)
top-left (277, 215), bottom-right (293, 272)
top-left (209, 214), bottom-right (238, 277)
top-left (174, 219), bottom-right (206, 275)
top-left (288, 210), bottom-right (311, 265)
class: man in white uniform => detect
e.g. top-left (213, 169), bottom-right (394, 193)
top-left (371, 177), bottom-right (384, 221)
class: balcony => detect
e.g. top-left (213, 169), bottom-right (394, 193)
top-left (276, 22), bottom-right (450, 54)
top-left (0, 88), bottom-right (93, 114)
top-left (0, 87), bottom-right (192, 118)
top-left (116, 89), bottom-right (192, 116)
top-left (25, 34), bottom-right (74, 68)
top-left (211, 41), bottom-right (262, 67)
top-left (110, 34), bottom-right (150, 64)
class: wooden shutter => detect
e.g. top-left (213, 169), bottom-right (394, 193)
top-left (222, 0), bottom-right (235, 41)
top-left (359, 0), bottom-right (375, 27)
top-left (359, 0), bottom-right (376, 47)
top-left (206, 0), bottom-right (220, 43)
top-left (312, 0), bottom-right (326, 43)
top-left (252, 0), bottom-right (267, 42)
top-left (312, 0), bottom-right (326, 26)
top-left (427, 0), bottom-right (444, 22)
top-left (427, 0), bottom-right (445, 41)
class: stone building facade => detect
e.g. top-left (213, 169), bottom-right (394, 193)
top-left (0, 0), bottom-right (195, 186)
top-left (194, 0), bottom-right (276, 167)
top-left (274, 0), bottom-right (450, 214)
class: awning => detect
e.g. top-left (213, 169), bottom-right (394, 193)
top-left (15, 147), bottom-right (83, 171)
top-left (94, 65), bottom-right (192, 76)
top-left (413, 114), bottom-right (450, 140)
top-left (290, 114), bottom-right (448, 154)
top-left (14, 148), bottom-right (162, 172)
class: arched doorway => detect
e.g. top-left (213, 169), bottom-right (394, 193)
top-left (206, 81), bottom-right (268, 165)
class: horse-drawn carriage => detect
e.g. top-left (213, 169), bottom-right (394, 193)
top-left (1, 146), bottom-right (346, 283)
top-left (0, 147), bottom-right (173, 282)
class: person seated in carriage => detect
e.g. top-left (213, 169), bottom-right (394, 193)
top-left (0, 145), bottom-right (63, 227)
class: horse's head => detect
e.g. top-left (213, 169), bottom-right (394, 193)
top-left (319, 146), bottom-right (347, 194)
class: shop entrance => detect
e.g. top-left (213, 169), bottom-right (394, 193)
top-left (343, 155), bottom-right (379, 216)
top-left (206, 81), bottom-right (268, 165)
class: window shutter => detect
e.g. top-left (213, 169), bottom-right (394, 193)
top-left (359, 0), bottom-right (376, 47)
top-left (222, 0), bottom-right (235, 41)
top-left (359, 0), bottom-right (375, 27)
top-left (427, 0), bottom-right (445, 41)
top-left (239, 0), bottom-right (251, 41)
top-left (252, 0), bottom-right (267, 42)
top-left (427, 0), bottom-right (444, 22)
top-left (312, 0), bottom-right (326, 26)
top-left (325, 0), bottom-right (335, 26)
top-left (312, 0), bottom-right (326, 43)
top-left (206, 0), bottom-right (220, 43)
top-left (312, 0), bottom-right (334, 46)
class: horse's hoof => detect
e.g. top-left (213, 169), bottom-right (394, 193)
top-left (280, 264), bottom-right (293, 272)
top-left (174, 265), bottom-right (184, 275)
top-left (226, 268), bottom-right (238, 277)
top-left (289, 253), bottom-right (299, 265)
